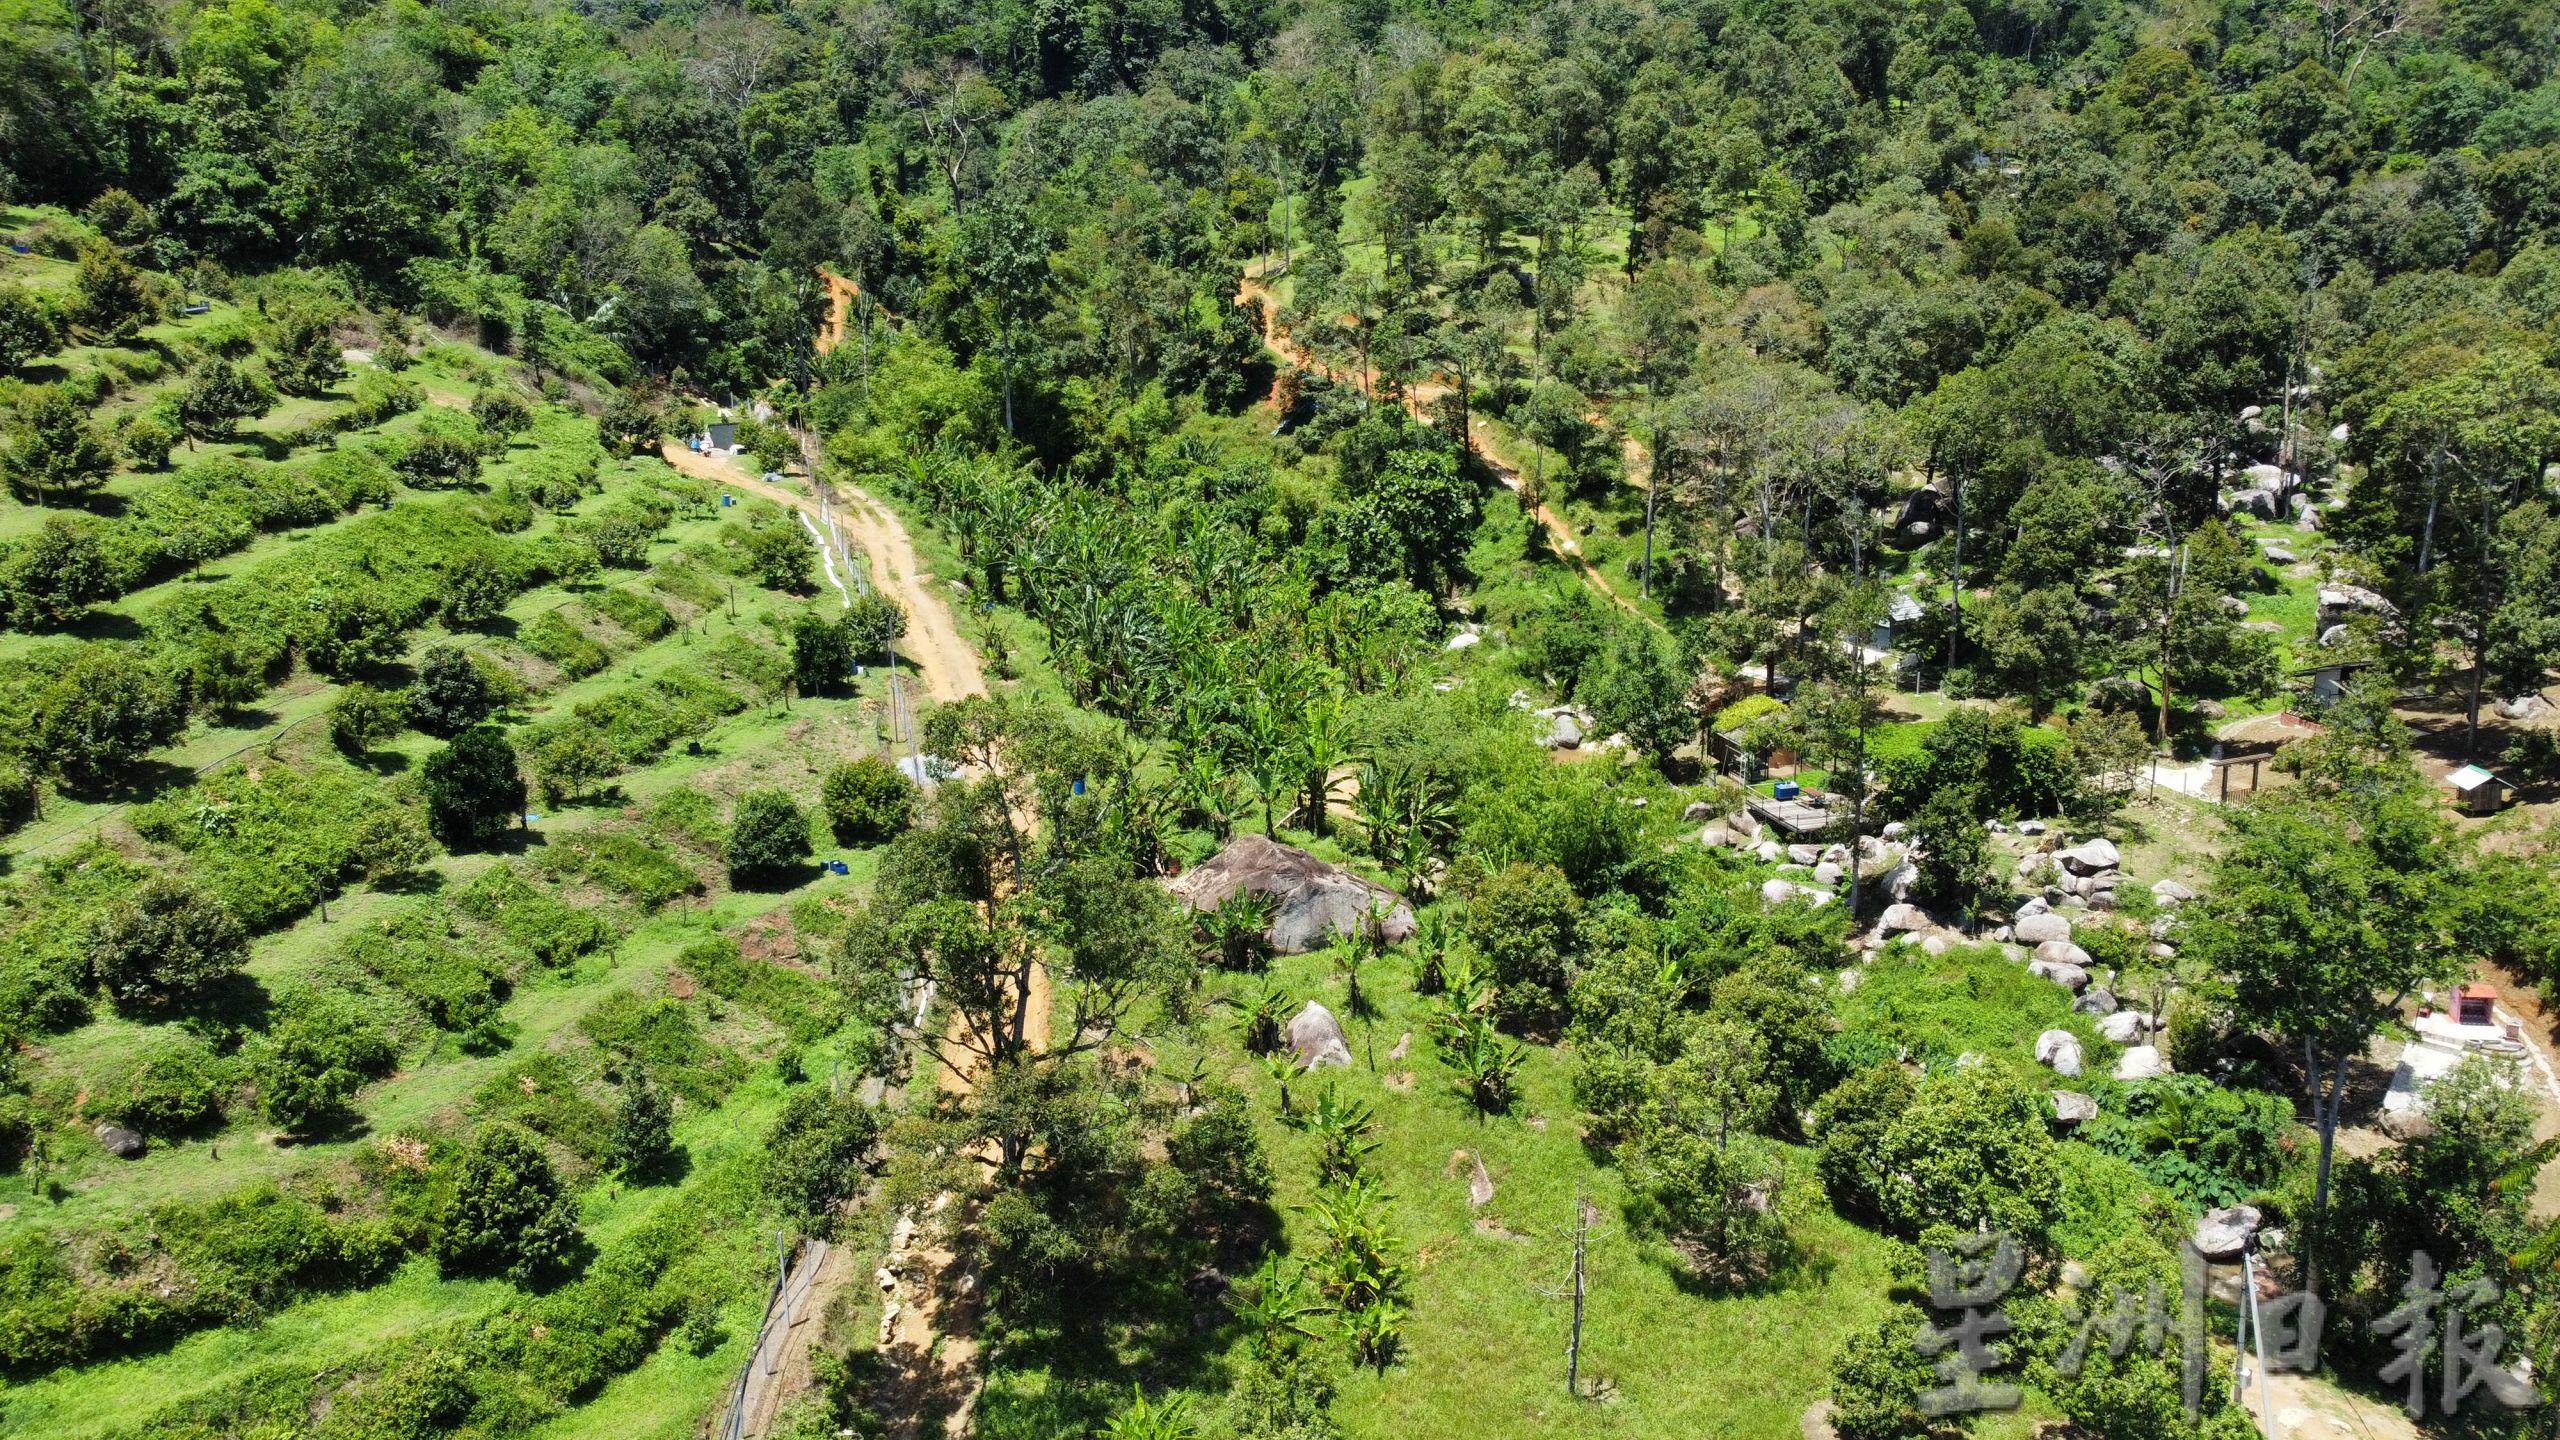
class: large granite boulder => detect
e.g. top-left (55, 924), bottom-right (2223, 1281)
top-left (2098, 1011), bottom-right (2151, 1044)
top-left (2015, 912), bottom-right (2073, 945)
top-left (95, 1124), bottom-right (145, 1159)
top-left (2192, 1205), bottom-right (2262, 1261)
top-left (2051, 1091), bottom-right (2099, 1125)
top-left (2036, 1030), bottom-right (2084, 1077)
top-left (2058, 838), bottom-right (2120, 875)
top-left (1285, 1001), bottom-right (1354, 1070)
top-left (2115, 1045), bottom-right (2167, 1080)
top-left (1169, 834), bottom-right (1416, 955)
top-left (2030, 959), bottom-right (2091, 992)
top-left (1880, 903), bottom-right (1932, 934)
top-left (2035, 939), bottom-right (2094, 969)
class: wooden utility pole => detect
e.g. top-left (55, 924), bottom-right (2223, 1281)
top-left (1566, 1186), bottom-right (1594, 1397)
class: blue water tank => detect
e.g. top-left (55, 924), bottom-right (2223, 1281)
top-left (1772, 780), bottom-right (1800, 801)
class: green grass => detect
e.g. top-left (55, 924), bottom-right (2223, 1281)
top-left (974, 935), bottom-right (2027, 1440)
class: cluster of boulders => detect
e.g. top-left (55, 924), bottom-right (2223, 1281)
top-left (1693, 804), bottom-right (1918, 912)
top-left (2315, 583), bottom-right (2405, 648)
top-left (1505, 689), bottom-right (1630, 751)
top-left (2008, 833), bottom-right (2127, 909)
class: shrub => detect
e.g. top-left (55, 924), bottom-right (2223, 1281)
top-left (250, 993), bottom-right (397, 1134)
top-left (132, 762), bottom-right (392, 930)
top-left (1462, 861), bottom-right (1581, 1025)
top-left (329, 681), bottom-right (406, 752)
top-left (726, 790), bottom-right (812, 884)
top-left (434, 1122), bottom-right (581, 1284)
top-left (89, 879), bottom-right (248, 1011)
top-left (90, 1030), bottom-right (230, 1134)
top-left (410, 644), bottom-right (495, 735)
top-left (339, 917), bottom-right (509, 1033)
top-left (676, 936), bottom-right (846, 1044)
top-left (536, 831), bottom-right (701, 910)
top-left (585, 585), bottom-right (672, 640)
top-left (520, 610), bottom-right (609, 678)
top-left (453, 865), bottom-right (614, 966)
top-left (602, 1078), bottom-right (676, 1181)
top-left (821, 756), bottom-right (916, 846)
top-left (423, 727), bottom-right (526, 848)
top-left (761, 1086), bottom-right (882, 1235)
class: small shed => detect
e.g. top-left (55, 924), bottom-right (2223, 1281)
top-left (2295, 658), bottom-right (2374, 703)
top-left (2446, 764), bottom-right (2513, 816)
top-left (705, 421), bottom-right (739, 452)
top-left (2455, 981), bottom-right (2498, 1027)
top-left (1870, 592), bottom-right (1926, 653)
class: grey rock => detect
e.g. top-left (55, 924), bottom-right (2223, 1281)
top-left (2017, 819), bottom-right (2048, 836)
top-left (2036, 939), bottom-right (2094, 969)
top-left (1701, 825), bottom-right (1732, 848)
top-left (2098, 1011), bottom-right (2151, 1044)
top-left (1814, 861), bottom-right (1845, 888)
top-left (1787, 844), bottom-right (1823, 865)
top-left (2151, 878), bottom-right (2196, 906)
top-left (1990, 925), bottom-right (2013, 942)
top-left (2052, 1091), bottom-right (2099, 1125)
top-left (2036, 1029), bottom-right (2085, 1077)
top-left (1170, 834), bottom-right (1416, 955)
top-left (2317, 583), bottom-right (2402, 636)
top-left (1683, 801), bottom-right (1715, 822)
top-left (2058, 838), bottom-right (2121, 874)
top-left (2114, 1045), bottom-right (2167, 1080)
top-left (1881, 903), bottom-right (1932, 934)
top-left (2015, 912), bottom-right (2074, 944)
top-left (2017, 895), bottom-right (2052, 919)
top-left (95, 1124), bottom-right (145, 1159)
top-left (2074, 987), bottom-right (2119, 1016)
top-left (1756, 840), bottom-right (1784, 863)
top-left (2030, 960), bottom-right (2091, 992)
top-left (2148, 943), bottom-right (2179, 960)
top-left (2379, 1108), bottom-right (2436, 1142)
top-left (1881, 822), bottom-right (1908, 840)
top-left (1285, 1001), bottom-right (1354, 1070)
top-left (2192, 1204), bottom-right (2262, 1261)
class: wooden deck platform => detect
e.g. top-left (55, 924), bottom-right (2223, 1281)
top-left (1746, 793), bottom-right (1836, 837)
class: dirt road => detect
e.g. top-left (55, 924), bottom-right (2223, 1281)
top-left (1235, 273), bottom-right (1648, 618)
top-left (657, 443), bottom-right (985, 706)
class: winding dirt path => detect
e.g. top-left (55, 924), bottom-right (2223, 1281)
top-left (657, 443), bottom-right (986, 706)
top-left (662, 438), bottom-right (1035, 1439)
top-left (1236, 272), bottom-right (1647, 618)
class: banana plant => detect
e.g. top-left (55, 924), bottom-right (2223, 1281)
top-left (1200, 889), bottom-right (1274, 970)
top-left (1292, 1086), bottom-right (1381, 1185)
top-left (1228, 1253), bottom-right (1330, 1357)
top-left (1102, 1385), bottom-right (1198, 1440)
top-left (1259, 1051), bottom-right (1299, 1116)
top-left (1346, 1296), bottom-right (1406, 1370)
top-left (1224, 980), bottom-right (1290, 1055)
top-left (1445, 1011), bottom-right (1526, 1115)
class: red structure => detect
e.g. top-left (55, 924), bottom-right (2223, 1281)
top-left (2455, 982), bottom-right (2497, 1027)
